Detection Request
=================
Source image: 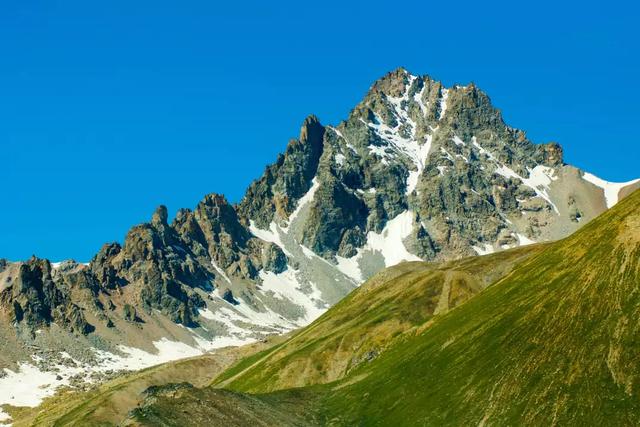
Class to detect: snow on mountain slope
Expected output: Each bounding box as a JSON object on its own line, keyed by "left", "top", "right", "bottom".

{"left": 582, "top": 172, "right": 640, "bottom": 208}
{"left": 0, "top": 335, "right": 254, "bottom": 424}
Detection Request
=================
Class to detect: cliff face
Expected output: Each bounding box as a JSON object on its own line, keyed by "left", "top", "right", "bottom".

{"left": 0, "top": 258, "right": 94, "bottom": 335}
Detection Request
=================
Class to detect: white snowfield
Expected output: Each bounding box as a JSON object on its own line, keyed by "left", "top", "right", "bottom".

{"left": 0, "top": 333, "right": 255, "bottom": 425}
{"left": 360, "top": 210, "right": 422, "bottom": 267}
{"left": 582, "top": 172, "right": 640, "bottom": 208}
{"left": 333, "top": 210, "right": 423, "bottom": 282}
{"left": 50, "top": 262, "right": 89, "bottom": 269}
{"left": 248, "top": 181, "right": 423, "bottom": 292}
{"left": 0, "top": 361, "right": 75, "bottom": 425}
{"left": 258, "top": 268, "right": 327, "bottom": 326}
{"left": 472, "top": 243, "right": 495, "bottom": 256}
{"left": 363, "top": 75, "right": 434, "bottom": 197}
{"left": 468, "top": 135, "right": 561, "bottom": 214}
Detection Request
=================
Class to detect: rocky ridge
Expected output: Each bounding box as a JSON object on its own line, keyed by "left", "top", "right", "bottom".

{"left": 1, "top": 68, "right": 638, "bottom": 414}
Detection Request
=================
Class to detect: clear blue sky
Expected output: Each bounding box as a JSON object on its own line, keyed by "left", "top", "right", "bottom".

{"left": 1, "top": 0, "right": 638, "bottom": 261}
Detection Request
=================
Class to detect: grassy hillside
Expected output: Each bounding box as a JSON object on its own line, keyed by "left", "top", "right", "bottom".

{"left": 216, "top": 245, "right": 543, "bottom": 392}
{"left": 28, "top": 241, "right": 542, "bottom": 426}
{"left": 124, "top": 385, "right": 320, "bottom": 427}
{"left": 313, "top": 188, "right": 640, "bottom": 425}
{"left": 27, "top": 189, "right": 640, "bottom": 426}
{"left": 203, "top": 189, "right": 640, "bottom": 426}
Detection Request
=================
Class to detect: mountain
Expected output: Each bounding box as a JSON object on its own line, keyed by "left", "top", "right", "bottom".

{"left": 1, "top": 68, "right": 638, "bottom": 417}
{"left": 122, "top": 187, "right": 640, "bottom": 426}
{"left": 4, "top": 234, "right": 547, "bottom": 425}
{"left": 214, "top": 245, "right": 544, "bottom": 392}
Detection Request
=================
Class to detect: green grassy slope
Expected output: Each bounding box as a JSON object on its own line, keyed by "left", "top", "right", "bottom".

{"left": 218, "top": 189, "right": 640, "bottom": 426}
{"left": 217, "top": 246, "right": 543, "bottom": 392}
{"left": 121, "top": 246, "right": 542, "bottom": 426}
{"left": 124, "top": 384, "right": 319, "bottom": 427}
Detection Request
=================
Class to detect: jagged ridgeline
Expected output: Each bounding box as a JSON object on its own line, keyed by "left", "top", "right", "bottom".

{"left": 0, "top": 68, "right": 638, "bottom": 391}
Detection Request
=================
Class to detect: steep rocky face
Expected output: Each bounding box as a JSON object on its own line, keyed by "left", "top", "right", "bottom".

{"left": 247, "top": 68, "right": 637, "bottom": 272}
{"left": 0, "top": 69, "right": 638, "bottom": 392}
{"left": 188, "top": 195, "right": 258, "bottom": 278}
{"left": 0, "top": 257, "right": 94, "bottom": 335}
{"left": 237, "top": 115, "right": 325, "bottom": 229}
{"left": 88, "top": 206, "right": 212, "bottom": 326}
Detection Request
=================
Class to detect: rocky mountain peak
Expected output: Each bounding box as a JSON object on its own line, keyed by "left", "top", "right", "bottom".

{"left": 290, "top": 68, "right": 636, "bottom": 266}
{"left": 299, "top": 114, "right": 324, "bottom": 147}
{"left": 0, "top": 256, "right": 95, "bottom": 335}
{"left": 540, "top": 142, "right": 564, "bottom": 166}
{"left": 195, "top": 193, "right": 251, "bottom": 252}
{"left": 151, "top": 205, "right": 169, "bottom": 227}
{"left": 1, "top": 68, "right": 637, "bottom": 388}
{"left": 369, "top": 67, "right": 412, "bottom": 97}
{"left": 236, "top": 115, "right": 326, "bottom": 229}
{"left": 199, "top": 193, "right": 231, "bottom": 209}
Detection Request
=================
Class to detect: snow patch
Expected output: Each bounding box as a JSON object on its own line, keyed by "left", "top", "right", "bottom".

{"left": 582, "top": 172, "right": 640, "bottom": 208}
{"left": 364, "top": 78, "right": 433, "bottom": 195}
{"left": 300, "top": 245, "right": 316, "bottom": 259}
{"left": 363, "top": 211, "right": 421, "bottom": 267}
{"left": 0, "top": 362, "right": 79, "bottom": 411}
{"left": 414, "top": 84, "right": 428, "bottom": 114}
{"left": 329, "top": 126, "right": 344, "bottom": 139}
{"left": 494, "top": 164, "right": 560, "bottom": 214}
{"left": 198, "top": 308, "right": 217, "bottom": 320}
{"left": 248, "top": 221, "right": 293, "bottom": 257}
{"left": 367, "top": 142, "right": 392, "bottom": 164}
{"left": 516, "top": 233, "right": 537, "bottom": 246}
{"left": 0, "top": 332, "right": 256, "bottom": 418}
{"left": 335, "top": 255, "right": 363, "bottom": 283}
{"left": 452, "top": 135, "right": 466, "bottom": 146}
{"left": 93, "top": 336, "right": 253, "bottom": 373}
{"left": 50, "top": 261, "right": 88, "bottom": 269}
{"left": 211, "top": 260, "right": 232, "bottom": 285}
{"left": 332, "top": 211, "right": 420, "bottom": 282}
{"left": 438, "top": 88, "right": 449, "bottom": 120}
{"left": 472, "top": 244, "right": 495, "bottom": 256}
{"left": 471, "top": 138, "right": 561, "bottom": 214}
{"left": 231, "top": 300, "right": 295, "bottom": 331}
{"left": 287, "top": 177, "right": 320, "bottom": 226}
{"left": 440, "top": 147, "right": 454, "bottom": 161}
{"left": 258, "top": 269, "right": 327, "bottom": 325}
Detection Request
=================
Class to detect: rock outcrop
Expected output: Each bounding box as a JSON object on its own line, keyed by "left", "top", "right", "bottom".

{"left": 0, "top": 257, "right": 94, "bottom": 335}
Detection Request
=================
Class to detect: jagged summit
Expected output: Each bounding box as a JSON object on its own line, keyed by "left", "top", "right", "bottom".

{"left": 0, "top": 69, "right": 638, "bottom": 412}
{"left": 151, "top": 205, "right": 169, "bottom": 227}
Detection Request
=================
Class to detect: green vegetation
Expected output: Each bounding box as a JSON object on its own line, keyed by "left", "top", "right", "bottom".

{"left": 217, "top": 246, "right": 542, "bottom": 392}
{"left": 127, "top": 384, "right": 320, "bottom": 427}
{"left": 215, "top": 189, "right": 640, "bottom": 425}
{"left": 310, "top": 188, "right": 640, "bottom": 425}
{"left": 23, "top": 190, "right": 640, "bottom": 426}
